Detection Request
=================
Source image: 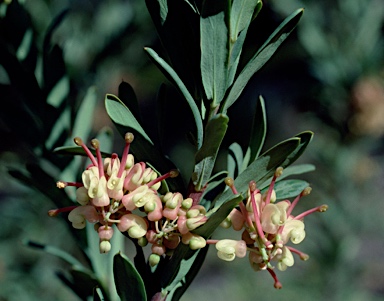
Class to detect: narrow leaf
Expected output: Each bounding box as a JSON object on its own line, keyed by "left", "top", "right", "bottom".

{"left": 212, "top": 137, "right": 301, "bottom": 210}
{"left": 268, "top": 179, "right": 310, "bottom": 200}
{"left": 200, "top": 0, "right": 228, "bottom": 105}
{"left": 113, "top": 252, "right": 147, "bottom": 301}
{"left": 194, "top": 114, "right": 229, "bottom": 190}
{"left": 144, "top": 47, "right": 203, "bottom": 149}
{"left": 118, "top": 80, "right": 142, "bottom": 123}
{"left": 105, "top": 94, "right": 152, "bottom": 143}
{"left": 222, "top": 8, "right": 304, "bottom": 112}
{"left": 105, "top": 94, "right": 185, "bottom": 193}
{"left": 249, "top": 95, "right": 267, "bottom": 161}
{"left": 227, "top": 0, "right": 259, "bottom": 86}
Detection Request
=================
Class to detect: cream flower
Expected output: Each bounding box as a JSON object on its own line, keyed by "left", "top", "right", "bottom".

{"left": 216, "top": 239, "right": 247, "bottom": 261}
{"left": 68, "top": 205, "right": 99, "bottom": 229}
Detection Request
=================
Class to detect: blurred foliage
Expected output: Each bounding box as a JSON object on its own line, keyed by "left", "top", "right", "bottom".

{"left": 1, "top": 0, "right": 384, "bottom": 300}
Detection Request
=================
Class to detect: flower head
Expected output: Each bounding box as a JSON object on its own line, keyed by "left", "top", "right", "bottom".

{"left": 49, "top": 133, "right": 208, "bottom": 257}
{"left": 220, "top": 167, "right": 328, "bottom": 288}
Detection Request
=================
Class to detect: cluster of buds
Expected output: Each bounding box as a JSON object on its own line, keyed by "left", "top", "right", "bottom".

{"left": 211, "top": 167, "right": 328, "bottom": 289}
{"left": 49, "top": 133, "right": 207, "bottom": 262}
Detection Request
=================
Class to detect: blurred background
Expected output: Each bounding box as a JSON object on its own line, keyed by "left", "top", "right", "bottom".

{"left": 1, "top": 0, "right": 384, "bottom": 300}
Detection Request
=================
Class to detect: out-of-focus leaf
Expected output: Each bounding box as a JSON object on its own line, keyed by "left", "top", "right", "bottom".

{"left": 42, "top": 9, "right": 69, "bottom": 95}
{"left": 144, "top": 47, "right": 203, "bottom": 149}
{"left": 200, "top": 0, "right": 228, "bottom": 105}
{"left": 56, "top": 267, "right": 110, "bottom": 301}
{"left": 193, "top": 114, "right": 229, "bottom": 190}
{"left": 46, "top": 75, "right": 69, "bottom": 108}
{"left": 93, "top": 287, "right": 105, "bottom": 301}
{"left": 25, "top": 240, "right": 84, "bottom": 268}
{"left": 16, "top": 28, "right": 33, "bottom": 61}
{"left": 222, "top": 8, "right": 304, "bottom": 112}
{"left": 113, "top": 252, "right": 147, "bottom": 301}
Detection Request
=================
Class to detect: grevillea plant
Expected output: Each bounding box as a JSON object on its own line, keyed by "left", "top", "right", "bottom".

{"left": 46, "top": 1, "right": 328, "bottom": 300}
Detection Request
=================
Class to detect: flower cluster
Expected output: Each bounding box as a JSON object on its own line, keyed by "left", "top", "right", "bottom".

{"left": 213, "top": 168, "right": 328, "bottom": 289}
{"left": 49, "top": 133, "right": 207, "bottom": 262}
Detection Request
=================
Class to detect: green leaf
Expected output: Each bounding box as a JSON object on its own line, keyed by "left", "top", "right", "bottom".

{"left": 118, "top": 80, "right": 142, "bottom": 123}
{"left": 105, "top": 94, "right": 185, "bottom": 193}
{"left": 165, "top": 246, "right": 209, "bottom": 301}
{"left": 113, "top": 252, "right": 147, "bottom": 301}
{"left": 278, "top": 163, "right": 316, "bottom": 181}
{"left": 251, "top": 0, "right": 263, "bottom": 21}
{"left": 268, "top": 179, "right": 310, "bottom": 200}
{"left": 227, "top": 142, "right": 244, "bottom": 178}
{"left": 212, "top": 131, "right": 313, "bottom": 211}
{"left": 144, "top": 47, "right": 204, "bottom": 149}
{"left": 25, "top": 240, "right": 85, "bottom": 268}
{"left": 67, "top": 267, "right": 110, "bottom": 301}
{"left": 222, "top": 8, "right": 304, "bottom": 112}
{"left": 200, "top": 0, "right": 228, "bottom": 105}
{"left": 105, "top": 93, "right": 152, "bottom": 142}
{"left": 194, "top": 194, "right": 243, "bottom": 236}
{"left": 193, "top": 114, "right": 229, "bottom": 190}
{"left": 248, "top": 95, "right": 267, "bottom": 161}
{"left": 227, "top": 0, "right": 259, "bottom": 86}
{"left": 93, "top": 287, "right": 105, "bottom": 301}
{"left": 159, "top": 193, "right": 238, "bottom": 295}
{"left": 145, "top": 0, "right": 202, "bottom": 99}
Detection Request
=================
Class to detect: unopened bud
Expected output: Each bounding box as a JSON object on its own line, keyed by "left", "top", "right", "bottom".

{"left": 302, "top": 187, "right": 312, "bottom": 196}
{"left": 99, "top": 241, "right": 111, "bottom": 254}
{"left": 125, "top": 132, "right": 134, "bottom": 143}
{"left": 149, "top": 253, "right": 160, "bottom": 267}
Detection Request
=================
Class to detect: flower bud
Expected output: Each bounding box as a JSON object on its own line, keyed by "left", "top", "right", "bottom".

{"left": 99, "top": 240, "right": 111, "bottom": 254}
{"left": 98, "top": 225, "right": 114, "bottom": 241}
{"left": 181, "top": 198, "right": 193, "bottom": 210}
{"left": 149, "top": 253, "right": 161, "bottom": 267}
{"left": 138, "top": 237, "right": 148, "bottom": 247}
{"left": 228, "top": 208, "right": 245, "bottom": 231}
{"left": 151, "top": 243, "right": 166, "bottom": 256}
{"left": 163, "top": 235, "right": 180, "bottom": 249}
